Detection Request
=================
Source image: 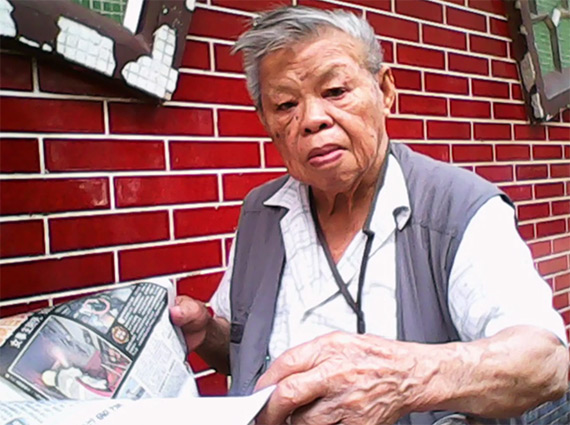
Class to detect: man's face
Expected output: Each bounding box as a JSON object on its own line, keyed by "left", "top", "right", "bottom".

{"left": 258, "top": 29, "right": 394, "bottom": 194}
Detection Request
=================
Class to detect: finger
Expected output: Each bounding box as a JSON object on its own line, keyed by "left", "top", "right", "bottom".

{"left": 169, "top": 296, "right": 207, "bottom": 329}
{"left": 291, "top": 399, "right": 341, "bottom": 425}
{"left": 256, "top": 365, "right": 331, "bottom": 425}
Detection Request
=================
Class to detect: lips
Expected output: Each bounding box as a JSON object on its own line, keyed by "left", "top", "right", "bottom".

{"left": 308, "top": 144, "right": 344, "bottom": 167}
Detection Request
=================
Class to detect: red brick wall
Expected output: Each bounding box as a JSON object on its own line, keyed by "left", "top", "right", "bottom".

{"left": 1, "top": 0, "right": 569, "bottom": 395}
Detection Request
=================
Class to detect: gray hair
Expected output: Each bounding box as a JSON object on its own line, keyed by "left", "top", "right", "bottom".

{"left": 233, "top": 6, "right": 383, "bottom": 109}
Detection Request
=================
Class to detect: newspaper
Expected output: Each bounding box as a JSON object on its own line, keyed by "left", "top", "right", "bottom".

{"left": 0, "top": 279, "right": 274, "bottom": 425}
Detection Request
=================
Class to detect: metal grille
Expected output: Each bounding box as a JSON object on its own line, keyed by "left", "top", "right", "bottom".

{"left": 71, "top": 0, "right": 128, "bottom": 25}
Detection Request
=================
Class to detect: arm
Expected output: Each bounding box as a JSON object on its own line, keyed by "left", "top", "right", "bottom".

{"left": 255, "top": 326, "right": 567, "bottom": 425}
{"left": 170, "top": 297, "right": 231, "bottom": 375}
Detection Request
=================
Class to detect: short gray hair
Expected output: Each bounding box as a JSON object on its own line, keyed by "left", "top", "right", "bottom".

{"left": 233, "top": 6, "right": 383, "bottom": 109}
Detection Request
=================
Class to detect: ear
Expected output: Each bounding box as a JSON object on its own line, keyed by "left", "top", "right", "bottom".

{"left": 375, "top": 65, "right": 396, "bottom": 114}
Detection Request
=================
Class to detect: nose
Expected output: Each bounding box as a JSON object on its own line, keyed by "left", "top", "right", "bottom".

{"left": 301, "top": 97, "right": 333, "bottom": 135}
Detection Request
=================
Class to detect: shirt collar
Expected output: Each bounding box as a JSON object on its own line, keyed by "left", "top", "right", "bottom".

{"left": 263, "top": 152, "right": 411, "bottom": 231}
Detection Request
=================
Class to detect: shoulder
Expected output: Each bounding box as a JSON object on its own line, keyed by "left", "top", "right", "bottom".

{"left": 241, "top": 174, "right": 290, "bottom": 213}
{"left": 392, "top": 143, "right": 510, "bottom": 232}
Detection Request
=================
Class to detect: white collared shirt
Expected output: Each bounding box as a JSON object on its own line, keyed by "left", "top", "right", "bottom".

{"left": 211, "top": 154, "right": 567, "bottom": 362}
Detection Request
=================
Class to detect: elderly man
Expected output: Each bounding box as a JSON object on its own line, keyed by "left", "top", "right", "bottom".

{"left": 171, "top": 6, "right": 568, "bottom": 425}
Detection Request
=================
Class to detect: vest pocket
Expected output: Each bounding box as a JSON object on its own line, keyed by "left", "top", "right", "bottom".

{"left": 230, "top": 321, "right": 245, "bottom": 344}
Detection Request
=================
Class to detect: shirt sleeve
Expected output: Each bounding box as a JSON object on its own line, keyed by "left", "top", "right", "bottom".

{"left": 208, "top": 242, "right": 234, "bottom": 322}
{"left": 449, "top": 195, "right": 567, "bottom": 346}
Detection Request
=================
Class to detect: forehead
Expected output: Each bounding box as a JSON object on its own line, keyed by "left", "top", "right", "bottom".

{"left": 259, "top": 30, "right": 367, "bottom": 86}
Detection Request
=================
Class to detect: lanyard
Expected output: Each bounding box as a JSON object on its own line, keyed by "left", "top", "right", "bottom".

{"left": 309, "top": 148, "right": 390, "bottom": 334}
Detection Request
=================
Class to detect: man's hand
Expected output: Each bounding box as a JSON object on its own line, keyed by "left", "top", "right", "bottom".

{"left": 170, "top": 295, "right": 212, "bottom": 352}
{"left": 170, "top": 295, "right": 231, "bottom": 374}
{"left": 254, "top": 331, "right": 427, "bottom": 425}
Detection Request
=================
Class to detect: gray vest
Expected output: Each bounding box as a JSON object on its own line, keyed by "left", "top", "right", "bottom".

{"left": 228, "top": 143, "right": 519, "bottom": 424}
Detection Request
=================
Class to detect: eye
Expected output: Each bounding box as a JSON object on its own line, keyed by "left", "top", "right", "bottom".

{"left": 324, "top": 87, "right": 347, "bottom": 98}
{"left": 277, "top": 101, "right": 297, "bottom": 111}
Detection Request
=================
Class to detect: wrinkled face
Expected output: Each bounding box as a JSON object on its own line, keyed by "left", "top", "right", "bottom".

{"left": 258, "top": 29, "right": 394, "bottom": 194}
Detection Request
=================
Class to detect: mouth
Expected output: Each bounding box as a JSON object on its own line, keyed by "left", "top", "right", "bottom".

{"left": 307, "top": 144, "right": 345, "bottom": 167}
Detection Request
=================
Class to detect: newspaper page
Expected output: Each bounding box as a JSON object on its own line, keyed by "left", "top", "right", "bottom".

{"left": 0, "top": 279, "right": 274, "bottom": 425}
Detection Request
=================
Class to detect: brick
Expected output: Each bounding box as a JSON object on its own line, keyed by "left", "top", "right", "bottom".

{"left": 0, "top": 253, "right": 114, "bottom": 300}
{"left": 533, "top": 145, "right": 563, "bottom": 160}
{"left": 475, "top": 165, "right": 513, "bottom": 182}
{"left": 511, "top": 83, "right": 523, "bottom": 100}
{"left": 0, "top": 138, "right": 40, "bottom": 173}
{"left": 450, "top": 99, "right": 491, "bottom": 118}
{"left": 0, "top": 53, "right": 33, "bottom": 91}
{"left": 426, "top": 121, "right": 471, "bottom": 140}
{"left": 188, "top": 352, "right": 210, "bottom": 373}
{"left": 447, "top": 7, "right": 486, "bottom": 32}
{"left": 381, "top": 40, "right": 394, "bottom": 63}
{"left": 109, "top": 103, "right": 213, "bottom": 136}
{"left": 425, "top": 73, "right": 469, "bottom": 95}
{"left": 407, "top": 144, "right": 450, "bottom": 162}
{"left": 368, "top": 13, "right": 419, "bottom": 42}
{"left": 538, "top": 255, "right": 568, "bottom": 276}
{"left": 422, "top": 25, "right": 466, "bottom": 50}
{"left": 298, "top": 0, "right": 361, "bottom": 12}
{"left": 536, "top": 219, "right": 566, "bottom": 238}
{"left": 396, "top": 0, "right": 443, "bottom": 23}
{"left": 548, "top": 126, "right": 570, "bottom": 141}
{"left": 0, "top": 301, "right": 49, "bottom": 318}
{"left": 555, "top": 273, "right": 570, "bottom": 292}
{"left": 551, "top": 164, "right": 570, "bottom": 178}
{"left": 171, "top": 141, "right": 260, "bottom": 169}
{"left": 264, "top": 142, "right": 285, "bottom": 167}
{"left": 0, "top": 220, "right": 44, "bottom": 259}
{"left": 514, "top": 124, "right": 547, "bottom": 141}
{"left": 516, "top": 164, "right": 548, "bottom": 180}
{"left": 491, "top": 60, "right": 519, "bottom": 80}
{"left": 517, "top": 203, "right": 549, "bottom": 221}
{"left": 495, "top": 144, "right": 530, "bottom": 161}
{"left": 213, "top": 0, "right": 292, "bottom": 11}
{"left": 0, "top": 97, "right": 103, "bottom": 133}
{"left": 197, "top": 373, "right": 228, "bottom": 396}
{"left": 490, "top": 17, "right": 510, "bottom": 37}
{"left": 553, "top": 236, "right": 570, "bottom": 254}
{"left": 218, "top": 110, "right": 267, "bottom": 137}
{"left": 0, "top": 178, "right": 109, "bottom": 215}
{"left": 386, "top": 118, "right": 424, "bottom": 139}
{"left": 391, "top": 68, "right": 422, "bottom": 90}
{"left": 223, "top": 172, "right": 285, "bottom": 201}
{"left": 188, "top": 8, "right": 249, "bottom": 40}
{"left": 344, "top": 0, "right": 390, "bottom": 10}
{"left": 493, "top": 103, "right": 526, "bottom": 120}
{"left": 173, "top": 74, "right": 251, "bottom": 105}
{"left": 115, "top": 175, "right": 218, "bottom": 208}
{"left": 474, "top": 123, "right": 511, "bottom": 140}
{"left": 565, "top": 145, "right": 570, "bottom": 158}
{"left": 119, "top": 240, "right": 222, "bottom": 281}
{"left": 517, "top": 223, "right": 535, "bottom": 241}
{"left": 452, "top": 144, "right": 494, "bottom": 162}
{"left": 500, "top": 184, "right": 532, "bottom": 201}
{"left": 38, "top": 60, "right": 123, "bottom": 98}
{"left": 175, "top": 206, "right": 241, "bottom": 238}
{"left": 448, "top": 53, "right": 489, "bottom": 76}
{"left": 468, "top": 0, "right": 506, "bottom": 15}
{"left": 50, "top": 212, "right": 169, "bottom": 252}
{"left": 552, "top": 200, "right": 570, "bottom": 215}
{"left": 469, "top": 34, "right": 507, "bottom": 57}
{"left": 562, "top": 110, "right": 570, "bottom": 123}
{"left": 177, "top": 272, "right": 224, "bottom": 302}
{"left": 214, "top": 43, "right": 243, "bottom": 73}
{"left": 471, "top": 79, "right": 510, "bottom": 99}
{"left": 45, "top": 140, "right": 165, "bottom": 172}
{"left": 528, "top": 240, "right": 551, "bottom": 259}
{"left": 181, "top": 40, "right": 210, "bottom": 70}
{"left": 397, "top": 44, "right": 445, "bottom": 69}
{"left": 399, "top": 94, "right": 447, "bottom": 116}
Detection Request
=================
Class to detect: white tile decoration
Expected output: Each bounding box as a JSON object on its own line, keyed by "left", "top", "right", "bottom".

{"left": 121, "top": 24, "right": 179, "bottom": 99}
{"left": 56, "top": 16, "right": 116, "bottom": 77}
{"left": 0, "top": 0, "right": 16, "bottom": 38}
{"left": 18, "top": 36, "right": 40, "bottom": 48}
{"left": 185, "top": 0, "right": 197, "bottom": 11}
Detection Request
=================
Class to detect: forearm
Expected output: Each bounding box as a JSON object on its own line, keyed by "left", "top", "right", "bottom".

{"left": 195, "top": 315, "right": 231, "bottom": 375}
{"left": 410, "top": 326, "right": 568, "bottom": 417}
